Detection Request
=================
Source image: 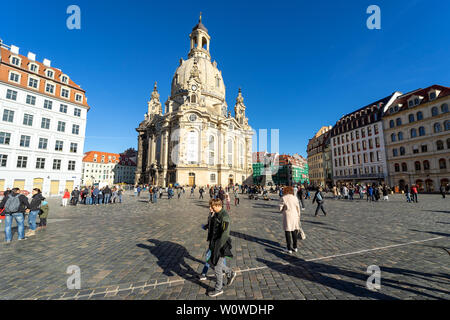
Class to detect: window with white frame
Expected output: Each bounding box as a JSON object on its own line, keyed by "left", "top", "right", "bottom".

{"left": 17, "top": 156, "right": 27, "bottom": 168}
{"left": 0, "top": 154, "right": 8, "bottom": 167}
{"left": 0, "top": 132, "right": 11, "bottom": 145}
{"left": 61, "top": 75, "right": 69, "bottom": 83}
{"left": 19, "top": 135, "right": 30, "bottom": 147}
{"left": 45, "top": 82, "right": 55, "bottom": 94}
{"left": 23, "top": 114, "right": 33, "bottom": 126}
{"left": 55, "top": 140, "right": 63, "bottom": 151}
{"left": 9, "top": 71, "right": 20, "bottom": 83}
{"left": 26, "top": 95, "right": 36, "bottom": 105}
{"left": 68, "top": 160, "right": 76, "bottom": 171}
{"left": 75, "top": 94, "right": 83, "bottom": 103}
{"left": 61, "top": 88, "right": 70, "bottom": 99}
{"left": 11, "top": 56, "right": 21, "bottom": 66}
{"left": 41, "top": 118, "right": 50, "bottom": 129}
{"left": 74, "top": 108, "right": 81, "bottom": 117}
{"left": 59, "top": 104, "right": 68, "bottom": 113}
{"left": 72, "top": 124, "right": 80, "bottom": 135}
{"left": 28, "top": 76, "right": 39, "bottom": 89}
{"left": 57, "top": 121, "right": 66, "bottom": 132}
{"left": 29, "top": 63, "right": 38, "bottom": 73}
{"left": 70, "top": 143, "right": 78, "bottom": 153}
{"left": 46, "top": 70, "right": 54, "bottom": 78}
{"left": 53, "top": 159, "right": 61, "bottom": 170}
{"left": 3, "top": 109, "right": 15, "bottom": 122}
{"left": 38, "top": 138, "right": 48, "bottom": 149}
{"left": 6, "top": 89, "right": 17, "bottom": 100}
{"left": 43, "top": 100, "right": 53, "bottom": 110}
{"left": 36, "top": 158, "right": 45, "bottom": 169}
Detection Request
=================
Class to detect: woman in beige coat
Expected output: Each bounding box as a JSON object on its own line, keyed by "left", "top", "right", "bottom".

{"left": 279, "top": 186, "right": 300, "bottom": 253}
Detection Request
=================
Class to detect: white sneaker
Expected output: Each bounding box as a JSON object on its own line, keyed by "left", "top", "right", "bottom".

{"left": 294, "top": 248, "right": 298, "bottom": 252}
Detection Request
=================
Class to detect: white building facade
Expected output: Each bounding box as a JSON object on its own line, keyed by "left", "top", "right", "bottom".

{"left": 0, "top": 41, "right": 89, "bottom": 196}
{"left": 331, "top": 92, "right": 401, "bottom": 185}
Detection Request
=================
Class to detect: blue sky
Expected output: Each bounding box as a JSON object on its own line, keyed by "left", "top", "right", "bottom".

{"left": 1, "top": 0, "right": 449, "bottom": 157}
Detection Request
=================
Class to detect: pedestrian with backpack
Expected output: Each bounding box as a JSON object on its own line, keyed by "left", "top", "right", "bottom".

{"left": 26, "top": 188, "right": 45, "bottom": 237}
{"left": 312, "top": 187, "right": 327, "bottom": 217}
{"left": 0, "top": 188, "right": 30, "bottom": 243}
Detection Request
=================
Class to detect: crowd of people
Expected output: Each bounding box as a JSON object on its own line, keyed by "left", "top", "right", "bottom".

{"left": 0, "top": 187, "right": 49, "bottom": 243}
{"left": 63, "top": 185, "right": 124, "bottom": 206}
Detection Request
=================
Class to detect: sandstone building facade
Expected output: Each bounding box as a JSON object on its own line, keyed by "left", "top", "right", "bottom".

{"left": 135, "top": 16, "right": 253, "bottom": 187}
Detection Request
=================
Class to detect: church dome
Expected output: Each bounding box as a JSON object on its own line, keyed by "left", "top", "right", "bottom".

{"left": 171, "top": 57, "right": 225, "bottom": 101}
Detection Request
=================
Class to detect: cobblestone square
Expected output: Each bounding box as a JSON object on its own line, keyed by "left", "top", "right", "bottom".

{"left": 0, "top": 191, "right": 448, "bottom": 300}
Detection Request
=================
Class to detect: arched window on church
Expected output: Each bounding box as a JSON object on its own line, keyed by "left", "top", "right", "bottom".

{"left": 227, "top": 139, "right": 233, "bottom": 166}
{"left": 191, "top": 95, "right": 197, "bottom": 103}
{"left": 239, "top": 143, "right": 244, "bottom": 168}
{"left": 208, "top": 136, "right": 215, "bottom": 166}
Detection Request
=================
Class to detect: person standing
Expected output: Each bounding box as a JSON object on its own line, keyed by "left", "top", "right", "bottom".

{"left": 279, "top": 186, "right": 300, "bottom": 254}
{"left": 312, "top": 186, "right": 327, "bottom": 217}
{"left": 411, "top": 185, "right": 419, "bottom": 203}
{"left": 103, "top": 186, "right": 112, "bottom": 204}
{"left": 26, "top": 188, "right": 45, "bottom": 237}
{"left": 190, "top": 186, "right": 195, "bottom": 198}
{"left": 92, "top": 186, "right": 99, "bottom": 205}
{"left": 177, "top": 187, "right": 182, "bottom": 199}
{"left": 233, "top": 188, "right": 240, "bottom": 206}
{"left": 206, "top": 199, "right": 236, "bottom": 297}
{"left": 62, "top": 189, "right": 70, "bottom": 207}
{"left": 118, "top": 188, "right": 123, "bottom": 203}
{"left": 71, "top": 188, "right": 80, "bottom": 206}
{"left": 225, "top": 192, "right": 231, "bottom": 211}
{"left": 98, "top": 188, "right": 104, "bottom": 205}
{"left": 37, "top": 200, "right": 49, "bottom": 230}
{"left": 0, "top": 188, "right": 30, "bottom": 243}
{"left": 148, "top": 186, "right": 153, "bottom": 203}
{"left": 382, "top": 186, "right": 389, "bottom": 201}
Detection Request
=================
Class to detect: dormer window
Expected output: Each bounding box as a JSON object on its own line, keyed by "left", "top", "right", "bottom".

{"left": 11, "top": 56, "right": 21, "bottom": 66}
{"left": 394, "top": 105, "right": 399, "bottom": 112}
{"left": 46, "top": 70, "right": 54, "bottom": 78}
{"left": 408, "top": 100, "right": 414, "bottom": 107}
{"left": 61, "top": 75, "right": 69, "bottom": 84}
{"left": 429, "top": 91, "right": 436, "bottom": 101}
{"left": 29, "top": 63, "right": 38, "bottom": 73}
{"left": 75, "top": 93, "right": 83, "bottom": 103}
{"left": 414, "top": 98, "right": 419, "bottom": 105}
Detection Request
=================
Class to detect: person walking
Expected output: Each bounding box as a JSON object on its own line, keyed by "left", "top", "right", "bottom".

{"left": 37, "top": 200, "right": 49, "bottom": 230}
{"left": 26, "top": 188, "right": 45, "bottom": 237}
{"left": 297, "top": 187, "right": 305, "bottom": 209}
{"left": 404, "top": 184, "right": 411, "bottom": 203}
{"left": 206, "top": 199, "right": 236, "bottom": 297}
{"left": 382, "top": 186, "right": 389, "bottom": 201}
{"left": 279, "top": 186, "right": 300, "bottom": 254}
{"left": 199, "top": 187, "right": 205, "bottom": 199}
{"left": 411, "top": 185, "right": 419, "bottom": 203}
{"left": 0, "top": 188, "right": 30, "bottom": 243}
{"left": 177, "top": 187, "right": 182, "bottom": 199}
{"left": 148, "top": 186, "right": 154, "bottom": 203}
{"left": 233, "top": 188, "right": 240, "bottom": 206}
{"left": 225, "top": 192, "right": 231, "bottom": 211}
{"left": 190, "top": 186, "right": 195, "bottom": 198}
{"left": 137, "top": 186, "right": 142, "bottom": 197}
{"left": 439, "top": 184, "right": 446, "bottom": 199}
{"left": 62, "top": 189, "right": 70, "bottom": 207}
{"left": 312, "top": 186, "right": 327, "bottom": 217}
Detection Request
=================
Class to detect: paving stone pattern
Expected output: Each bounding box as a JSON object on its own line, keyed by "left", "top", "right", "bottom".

{"left": 0, "top": 191, "right": 448, "bottom": 300}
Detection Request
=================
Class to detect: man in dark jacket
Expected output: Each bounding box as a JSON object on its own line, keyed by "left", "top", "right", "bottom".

{"left": 207, "top": 198, "right": 236, "bottom": 297}
{"left": 440, "top": 185, "right": 446, "bottom": 199}
{"left": 297, "top": 187, "right": 305, "bottom": 209}
{"left": 71, "top": 188, "right": 80, "bottom": 206}
{"left": 103, "top": 186, "right": 112, "bottom": 204}
{"left": 312, "top": 187, "right": 327, "bottom": 217}
{"left": 0, "top": 188, "right": 30, "bottom": 243}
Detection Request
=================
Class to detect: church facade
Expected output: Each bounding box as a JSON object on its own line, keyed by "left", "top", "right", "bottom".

{"left": 135, "top": 15, "right": 254, "bottom": 187}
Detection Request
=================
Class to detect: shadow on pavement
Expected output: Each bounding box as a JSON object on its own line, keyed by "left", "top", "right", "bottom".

{"left": 258, "top": 248, "right": 446, "bottom": 300}
{"left": 136, "top": 239, "right": 210, "bottom": 292}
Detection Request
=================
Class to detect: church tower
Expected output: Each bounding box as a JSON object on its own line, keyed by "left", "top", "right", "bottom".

{"left": 147, "top": 82, "right": 162, "bottom": 119}
{"left": 188, "top": 13, "right": 211, "bottom": 61}
{"left": 234, "top": 88, "right": 247, "bottom": 125}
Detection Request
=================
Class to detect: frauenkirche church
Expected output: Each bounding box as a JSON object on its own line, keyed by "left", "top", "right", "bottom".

{"left": 135, "top": 15, "right": 254, "bottom": 187}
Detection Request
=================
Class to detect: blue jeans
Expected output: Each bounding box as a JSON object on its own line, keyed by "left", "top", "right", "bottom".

{"left": 104, "top": 195, "right": 110, "bottom": 204}
{"left": 201, "top": 250, "right": 226, "bottom": 275}
{"left": 98, "top": 197, "right": 103, "bottom": 204}
{"left": 5, "top": 213, "right": 25, "bottom": 241}
{"left": 153, "top": 193, "right": 157, "bottom": 203}
{"left": 28, "top": 210, "right": 39, "bottom": 231}
{"left": 119, "top": 195, "right": 122, "bottom": 203}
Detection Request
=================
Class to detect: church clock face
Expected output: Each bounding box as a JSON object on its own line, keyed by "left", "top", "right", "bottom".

{"left": 189, "top": 114, "right": 197, "bottom": 122}
{"left": 191, "top": 85, "right": 197, "bottom": 91}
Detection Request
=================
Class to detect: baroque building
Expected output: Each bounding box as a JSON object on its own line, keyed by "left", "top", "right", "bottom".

{"left": 383, "top": 85, "right": 450, "bottom": 192}
{"left": 307, "top": 126, "right": 332, "bottom": 187}
{"left": 135, "top": 15, "right": 253, "bottom": 187}
{"left": 0, "top": 39, "right": 89, "bottom": 196}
